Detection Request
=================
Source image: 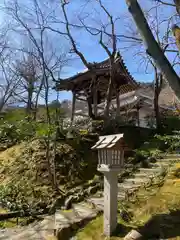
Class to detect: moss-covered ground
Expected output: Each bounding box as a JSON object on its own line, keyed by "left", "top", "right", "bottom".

{"left": 76, "top": 162, "right": 180, "bottom": 240}
{"left": 0, "top": 137, "right": 98, "bottom": 213}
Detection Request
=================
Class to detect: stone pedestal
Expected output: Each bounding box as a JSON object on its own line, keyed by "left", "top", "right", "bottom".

{"left": 98, "top": 165, "right": 120, "bottom": 237}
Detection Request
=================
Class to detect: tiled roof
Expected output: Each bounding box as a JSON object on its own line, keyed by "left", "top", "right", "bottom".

{"left": 136, "top": 82, "right": 180, "bottom": 109}
{"left": 91, "top": 134, "right": 124, "bottom": 149}
{"left": 159, "top": 84, "right": 180, "bottom": 108}
{"left": 55, "top": 52, "right": 137, "bottom": 91}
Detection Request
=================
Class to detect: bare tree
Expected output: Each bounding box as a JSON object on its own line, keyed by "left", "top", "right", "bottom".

{"left": 0, "top": 66, "right": 20, "bottom": 112}
{"left": 172, "top": 24, "right": 180, "bottom": 51}
{"left": 125, "top": 0, "right": 180, "bottom": 100}
{"left": 0, "top": 46, "right": 20, "bottom": 112}
{"left": 155, "top": 0, "right": 180, "bottom": 14}
{"left": 4, "top": 0, "right": 69, "bottom": 191}
{"left": 14, "top": 53, "right": 40, "bottom": 119}
{"left": 59, "top": 0, "right": 128, "bottom": 119}
{"left": 124, "top": 2, "right": 178, "bottom": 130}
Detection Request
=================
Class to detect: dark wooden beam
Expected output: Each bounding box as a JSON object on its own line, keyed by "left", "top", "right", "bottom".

{"left": 76, "top": 97, "right": 87, "bottom": 102}
{"left": 93, "top": 76, "right": 98, "bottom": 117}
{"left": 116, "top": 89, "right": 120, "bottom": 116}
{"left": 71, "top": 91, "right": 76, "bottom": 124}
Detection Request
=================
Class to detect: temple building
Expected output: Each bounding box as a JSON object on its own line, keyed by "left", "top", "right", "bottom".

{"left": 55, "top": 52, "right": 138, "bottom": 121}
{"left": 55, "top": 52, "right": 180, "bottom": 128}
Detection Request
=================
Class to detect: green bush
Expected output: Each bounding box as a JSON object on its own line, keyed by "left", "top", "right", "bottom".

{"left": 160, "top": 110, "right": 180, "bottom": 134}
{"left": 155, "top": 132, "right": 180, "bottom": 152}
{"left": 0, "top": 181, "right": 51, "bottom": 212}
{"left": 0, "top": 123, "right": 18, "bottom": 143}
{"left": 134, "top": 149, "right": 150, "bottom": 162}
{"left": 0, "top": 120, "right": 37, "bottom": 144}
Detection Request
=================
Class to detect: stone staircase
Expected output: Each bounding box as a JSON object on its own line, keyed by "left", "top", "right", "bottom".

{"left": 86, "top": 153, "right": 180, "bottom": 211}
{"left": 0, "top": 153, "right": 179, "bottom": 240}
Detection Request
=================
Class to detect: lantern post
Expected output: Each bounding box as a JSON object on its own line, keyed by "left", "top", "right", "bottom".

{"left": 92, "top": 134, "right": 126, "bottom": 236}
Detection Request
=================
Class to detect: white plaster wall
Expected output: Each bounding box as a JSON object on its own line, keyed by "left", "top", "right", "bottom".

{"left": 138, "top": 107, "right": 154, "bottom": 128}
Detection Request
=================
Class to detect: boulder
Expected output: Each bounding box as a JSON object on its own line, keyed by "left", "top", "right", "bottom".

{"left": 119, "top": 209, "right": 132, "bottom": 222}
{"left": 56, "top": 224, "right": 71, "bottom": 240}
{"left": 87, "top": 185, "right": 100, "bottom": 195}
{"left": 49, "top": 196, "right": 65, "bottom": 214}
{"left": 64, "top": 195, "right": 74, "bottom": 210}
{"left": 147, "top": 156, "right": 156, "bottom": 163}
{"left": 124, "top": 230, "right": 142, "bottom": 240}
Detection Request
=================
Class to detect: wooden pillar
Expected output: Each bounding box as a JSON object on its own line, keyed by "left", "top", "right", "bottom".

{"left": 93, "top": 88, "right": 98, "bottom": 117}
{"left": 137, "top": 106, "right": 140, "bottom": 127}
{"left": 86, "top": 89, "right": 95, "bottom": 119}
{"left": 92, "top": 75, "right": 98, "bottom": 118}
{"left": 71, "top": 91, "right": 76, "bottom": 124}
{"left": 116, "top": 88, "right": 120, "bottom": 117}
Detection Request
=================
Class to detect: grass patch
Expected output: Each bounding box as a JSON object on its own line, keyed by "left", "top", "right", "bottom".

{"left": 76, "top": 162, "right": 180, "bottom": 239}
{"left": 0, "top": 217, "right": 34, "bottom": 228}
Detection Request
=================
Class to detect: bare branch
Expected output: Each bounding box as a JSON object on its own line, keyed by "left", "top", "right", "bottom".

{"left": 126, "top": 0, "right": 180, "bottom": 100}
{"left": 155, "top": 0, "right": 176, "bottom": 7}
{"left": 99, "top": 31, "right": 111, "bottom": 57}
{"left": 96, "top": 0, "right": 116, "bottom": 55}
{"left": 61, "top": 0, "right": 90, "bottom": 68}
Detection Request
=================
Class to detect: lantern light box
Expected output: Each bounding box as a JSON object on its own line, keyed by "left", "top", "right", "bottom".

{"left": 92, "top": 133, "right": 127, "bottom": 170}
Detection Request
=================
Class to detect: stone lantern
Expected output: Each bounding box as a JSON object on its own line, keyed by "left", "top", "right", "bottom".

{"left": 92, "top": 133, "right": 127, "bottom": 236}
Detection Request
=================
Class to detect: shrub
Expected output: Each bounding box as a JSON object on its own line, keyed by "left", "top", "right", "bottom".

{"left": 0, "top": 123, "right": 18, "bottom": 143}
{"left": 155, "top": 132, "right": 180, "bottom": 152}
{"left": 134, "top": 149, "right": 150, "bottom": 163}
{"left": 0, "top": 120, "right": 37, "bottom": 144}
{"left": 160, "top": 110, "right": 180, "bottom": 134}
{"left": 150, "top": 149, "right": 162, "bottom": 158}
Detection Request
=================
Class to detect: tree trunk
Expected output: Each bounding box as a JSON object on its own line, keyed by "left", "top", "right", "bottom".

{"left": 104, "top": 59, "right": 115, "bottom": 118}
{"left": 174, "top": 0, "right": 180, "bottom": 14}
{"left": 26, "top": 80, "right": 34, "bottom": 121}
{"left": 33, "top": 80, "right": 44, "bottom": 121}
{"left": 87, "top": 96, "right": 95, "bottom": 119}
{"left": 125, "top": 0, "right": 180, "bottom": 99}
{"left": 104, "top": 75, "right": 113, "bottom": 118}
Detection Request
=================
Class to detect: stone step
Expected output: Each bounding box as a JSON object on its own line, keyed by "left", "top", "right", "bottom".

{"left": 118, "top": 182, "right": 141, "bottom": 190}
{"left": 159, "top": 159, "right": 180, "bottom": 164}
{"left": 91, "top": 191, "right": 125, "bottom": 201}
{"left": 55, "top": 211, "right": 71, "bottom": 227}
{"left": 55, "top": 202, "right": 98, "bottom": 238}
{"left": 0, "top": 229, "right": 21, "bottom": 240}
{"left": 152, "top": 162, "right": 170, "bottom": 167}
{"left": 124, "top": 178, "right": 148, "bottom": 185}
{"left": 4, "top": 216, "right": 55, "bottom": 240}
{"left": 118, "top": 192, "right": 126, "bottom": 200}
{"left": 12, "top": 228, "right": 53, "bottom": 240}
{"left": 134, "top": 172, "right": 155, "bottom": 178}
{"left": 158, "top": 157, "right": 179, "bottom": 161}
{"left": 148, "top": 163, "right": 161, "bottom": 168}
{"left": 86, "top": 197, "right": 104, "bottom": 211}
{"left": 163, "top": 154, "right": 180, "bottom": 159}
{"left": 55, "top": 203, "right": 97, "bottom": 227}
{"left": 139, "top": 167, "right": 163, "bottom": 174}
{"left": 149, "top": 161, "right": 171, "bottom": 167}
{"left": 73, "top": 203, "right": 98, "bottom": 219}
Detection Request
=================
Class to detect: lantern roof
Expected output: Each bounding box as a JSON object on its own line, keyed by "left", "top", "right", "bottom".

{"left": 91, "top": 133, "right": 124, "bottom": 149}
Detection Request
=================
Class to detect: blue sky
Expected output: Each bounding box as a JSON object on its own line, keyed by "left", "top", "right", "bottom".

{"left": 52, "top": 0, "right": 155, "bottom": 101}
{"left": 0, "top": 0, "right": 178, "bottom": 103}
{"left": 55, "top": 0, "right": 178, "bottom": 101}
